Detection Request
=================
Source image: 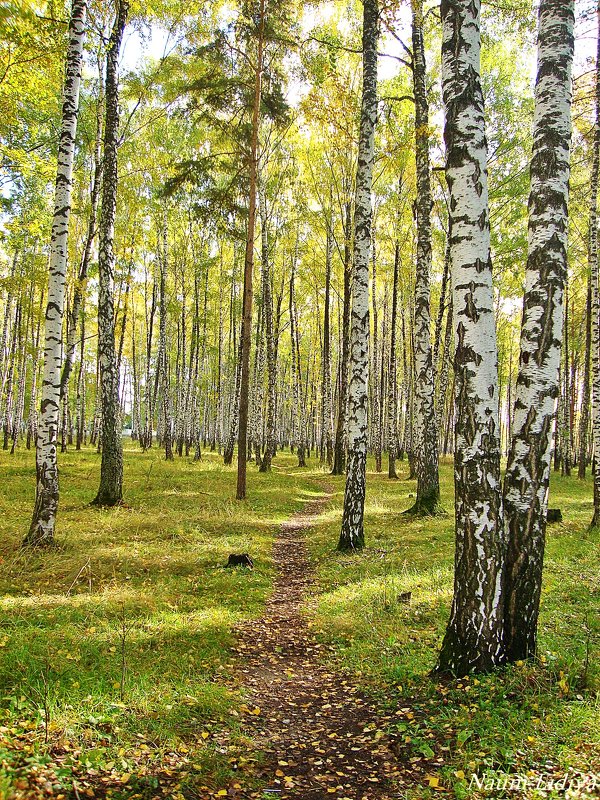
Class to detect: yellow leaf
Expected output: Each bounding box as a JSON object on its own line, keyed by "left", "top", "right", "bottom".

{"left": 427, "top": 776, "right": 439, "bottom": 788}
{"left": 201, "top": 732, "right": 210, "bottom": 739}
{"left": 120, "top": 774, "right": 131, "bottom": 784}
{"left": 455, "top": 770, "right": 465, "bottom": 780}
{"left": 216, "top": 791, "right": 227, "bottom": 797}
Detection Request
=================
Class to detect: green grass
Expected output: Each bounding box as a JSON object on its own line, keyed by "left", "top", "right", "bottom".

{"left": 0, "top": 445, "right": 598, "bottom": 799}
{"left": 0, "top": 443, "right": 326, "bottom": 798}
{"left": 308, "top": 456, "right": 600, "bottom": 798}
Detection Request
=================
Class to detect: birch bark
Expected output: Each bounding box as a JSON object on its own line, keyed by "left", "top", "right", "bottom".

{"left": 435, "top": 0, "right": 504, "bottom": 674}
{"left": 589, "top": 0, "right": 600, "bottom": 526}
{"left": 26, "top": 0, "right": 87, "bottom": 545}
{"left": 388, "top": 240, "right": 400, "bottom": 479}
{"left": 338, "top": 0, "right": 378, "bottom": 551}
{"left": 236, "top": 0, "right": 265, "bottom": 499}
{"left": 259, "top": 185, "right": 277, "bottom": 472}
{"left": 408, "top": 0, "right": 441, "bottom": 515}
{"left": 92, "top": 0, "right": 128, "bottom": 507}
{"left": 503, "top": 0, "right": 574, "bottom": 661}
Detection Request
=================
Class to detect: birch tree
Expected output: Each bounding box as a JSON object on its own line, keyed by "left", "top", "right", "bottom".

{"left": 407, "top": 0, "right": 441, "bottom": 515}
{"left": 435, "top": 0, "right": 505, "bottom": 675}
{"left": 92, "top": 0, "right": 128, "bottom": 507}
{"left": 25, "top": 0, "right": 87, "bottom": 547}
{"left": 503, "top": 0, "right": 574, "bottom": 662}
{"left": 589, "top": 0, "right": 600, "bottom": 528}
{"left": 258, "top": 184, "right": 277, "bottom": 472}
{"left": 338, "top": 0, "right": 378, "bottom": 552}
{"left": 237, "top": 0, "right": 265, "bottom": 499}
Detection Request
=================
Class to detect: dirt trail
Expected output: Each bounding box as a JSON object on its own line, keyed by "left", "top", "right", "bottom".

{"left": 230, "top": 487, "right": 403, "bottom": 799}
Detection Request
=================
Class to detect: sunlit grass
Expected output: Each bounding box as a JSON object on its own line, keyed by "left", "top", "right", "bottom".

{"left": 0, "top": 443, "right": 326, "bottom": 795}
{"left": 308, "top": 456, "right": 600, "bottom": 797}
{"left": 0, "top": 443, "right": 598, "bottom": 798}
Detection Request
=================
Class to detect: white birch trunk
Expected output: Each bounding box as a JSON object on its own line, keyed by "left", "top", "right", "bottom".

{"left": 589, "top": 0, "right": 600, "bottom": 526}
{"left": 435, "top": 0, "right": 504, "bottom": 675}
{"left": 26, "top": 0, "right": 87, "bottom": 546}
{"left": 503, "top": 0, "right": 574, "bottom": 661}
{"left": 338, "top": 0, "right": 378, "bottom": 551}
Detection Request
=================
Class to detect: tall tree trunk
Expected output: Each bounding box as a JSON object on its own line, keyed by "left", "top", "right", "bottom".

{"left": 259, "top": 185, "right": 277, "bottom": 472}
{"left": 503, "top": 0, "right": 574, "bottom": 662}
{"left": 27, "top": 296, "right": 43, "bottom": 450}
{"left": 433, "top": 237, "right": 450, "bottom": 387}
{"left": 437, "top": 296, "right": 453, "bottom": 448}
{"left": 3, "top": 297, "right": 18, "bottom": 449}
{"left": 0, "top": 252, "right": 17, "bottom": 414}
{"left": 407, "top": 0, "right": 441, "bottom": 515}
{"left": 321, "top": 215, "right": 334, "bottom": 467}
{"left": 590, "top": 0, "right": 600, "bottom": 526}
{"left": 143, "top": 270, "right": 157, "bottom": 450}
{"left": 224, "top": 334, "right": 243, "bottom": 465}
{"left": 25, "top": 0, "right": 87, "bottom": 546}
{"left": 289, "top": 248, "right": 306, "bottom": 467}
{"left": 388, "top": 240, "right": 400, "bottom": 478}
{"left": 435, "top": 0, "right": 504, "bottom": 675}
{"left": 332, "top": 200, "right": 352, "bottom": 475}
{"left": 371, "top": 238, "right": 382, "bottom": 472}
{"left": 60, "top": 62, "right": 103, "bottom": 396}
{"left": 11, "top": 299, "right": 27, "bottom": 454}
{"left": 237, "top": 0, "right": 265, "bottom": 499}
{"left": 561, "top": 287, "right": 571, "bottom": 476}
{"left": 92, "top": 0, "right": 128, "bottom": 507}
{"left": 338, "top": 0, "right": 378, "bottom": 551}
{"left": 158, "top": 209, "right": 173, "bottom": 461}
{"left": 579, "top": 273, "right": 592, "bottom": 479}
{"left": 75, "top": 302, "right": 86, "bottom": 450}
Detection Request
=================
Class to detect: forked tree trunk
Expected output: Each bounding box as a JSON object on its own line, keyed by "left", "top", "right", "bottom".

{"left": 503, "top": 0, "right": 574, "bottom": 662}
{"left": 92, "top": 0, "right": 128, "bottom": 507}
{"left": 25, "top": 0, "right": 87, "bottom": 546}
{"left": 435, "top": 0, "right": 504, "bottom": 675}
{"left": 338, "top": 0, "right": 378, "bottom": 551}
{"left": 407, "top": 0, "right": 441, "bottom": 515}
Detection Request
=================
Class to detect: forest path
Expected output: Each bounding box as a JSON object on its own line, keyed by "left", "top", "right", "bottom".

{"left": 229, "top": 481, "right": 403, "bottom": 800}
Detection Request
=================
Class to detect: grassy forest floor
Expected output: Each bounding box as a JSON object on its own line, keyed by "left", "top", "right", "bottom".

{"left": 0, "top": 444, "right": 598, "bottom": 799}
